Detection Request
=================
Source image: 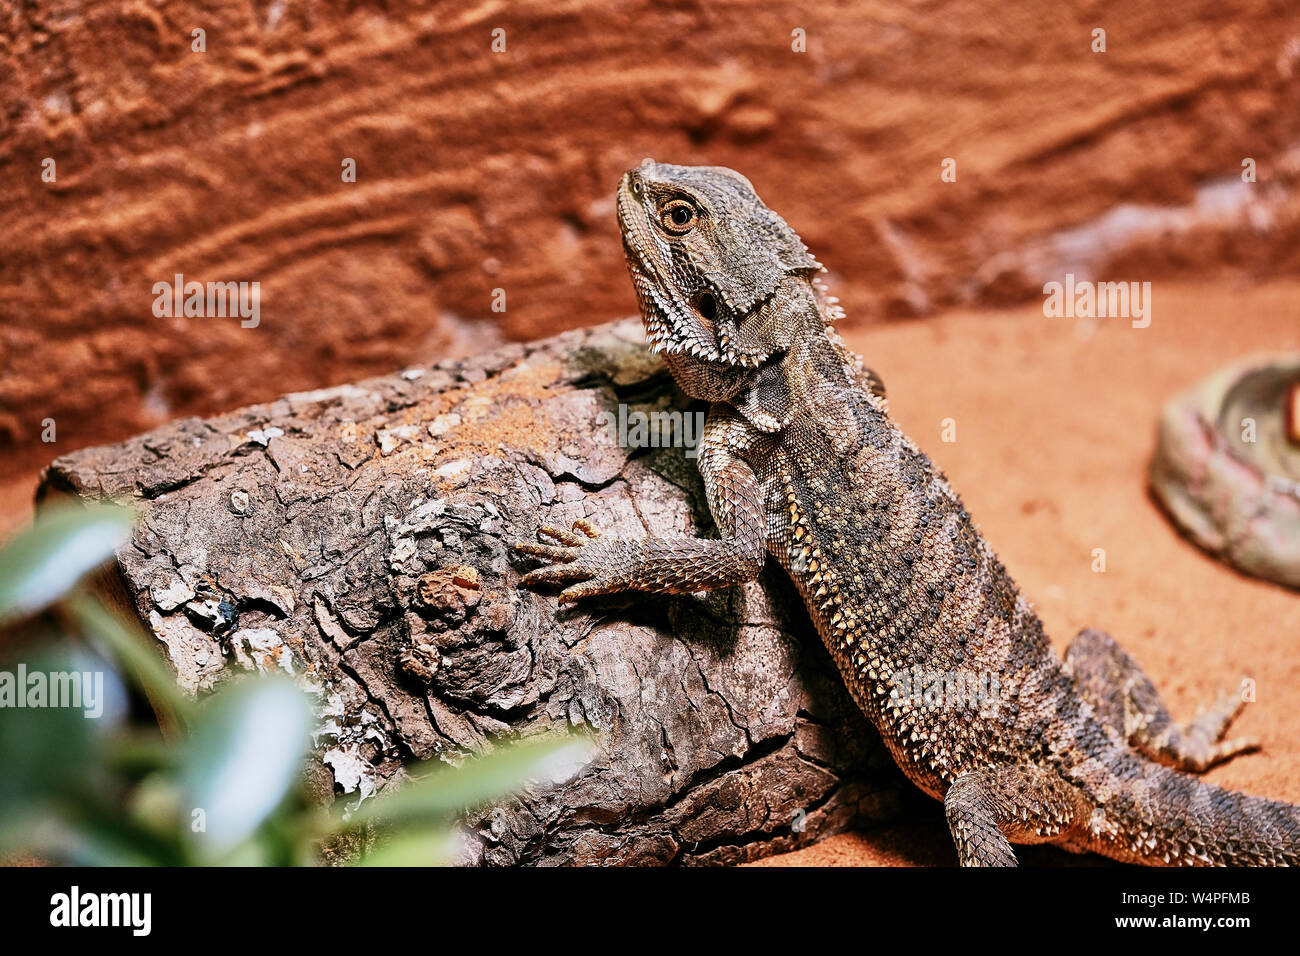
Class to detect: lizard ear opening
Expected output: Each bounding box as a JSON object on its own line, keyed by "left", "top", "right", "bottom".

{"left": 695, "top": 292, "right": 717, "bottom": 326}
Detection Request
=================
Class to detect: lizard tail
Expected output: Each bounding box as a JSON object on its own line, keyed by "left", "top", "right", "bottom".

{"left": 1089, "top": 758, "right": 1300, "bottom": 866}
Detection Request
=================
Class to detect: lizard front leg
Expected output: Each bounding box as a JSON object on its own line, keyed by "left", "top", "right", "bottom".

{"left": 512, "top": 410, "right": 767, "bottom": 602}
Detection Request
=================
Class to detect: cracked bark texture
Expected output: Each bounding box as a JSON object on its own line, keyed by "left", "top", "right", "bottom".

{"left": 38, "top": 318, "right": 904, "bottom": 866}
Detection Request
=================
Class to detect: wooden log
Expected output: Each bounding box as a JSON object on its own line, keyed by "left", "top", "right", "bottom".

{"left": 38, "top": 318, "right": 905, "bottom": 865}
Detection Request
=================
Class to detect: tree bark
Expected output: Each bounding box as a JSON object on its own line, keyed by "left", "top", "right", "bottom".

{"left": 38, "top": 318, "right": 905, "bottom": 865}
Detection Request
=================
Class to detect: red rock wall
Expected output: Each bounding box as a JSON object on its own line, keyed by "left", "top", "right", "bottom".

{"left": 3, "top": 0, "right": 1298, "bottom": 478}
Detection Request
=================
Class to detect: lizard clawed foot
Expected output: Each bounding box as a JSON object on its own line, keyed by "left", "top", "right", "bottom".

{"left": 1173, "top": 688, "right": 1261, "bottom": 771}
{"left": 511, "top": 519, "right": 632, "bottom": 603}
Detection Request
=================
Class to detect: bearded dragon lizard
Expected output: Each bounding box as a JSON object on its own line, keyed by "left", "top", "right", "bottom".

{"left": 514, "top": 161, "right": 1300, "bottom": 866}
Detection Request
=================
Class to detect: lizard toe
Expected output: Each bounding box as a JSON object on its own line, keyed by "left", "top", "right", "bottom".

{"left": 520, "top": 564, "right": 595, "bottom": 587}
{"left": 511, "top": 540, "right": 581, "bottom": 562}
{"left": 572, "top": 518, "right": 603, "bottom": 539}
{"left": 538, "top": 525, "right": 589, "bottom": 547}
{"left": 558, "top": 577, "right": 621, "bottom": 602}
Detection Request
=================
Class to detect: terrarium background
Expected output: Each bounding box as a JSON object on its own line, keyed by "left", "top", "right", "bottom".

{"left": 3, "top": 1, "right": 1300, "bottom": 495}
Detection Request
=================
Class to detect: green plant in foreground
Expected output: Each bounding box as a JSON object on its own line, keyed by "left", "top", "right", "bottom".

{"left": 0, "top": 503, "right": 592, "bottom": 865}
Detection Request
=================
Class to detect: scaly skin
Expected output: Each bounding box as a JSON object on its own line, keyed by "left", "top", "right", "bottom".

{"left": 515, "top": 161, "right": 1300, "bottom": 866}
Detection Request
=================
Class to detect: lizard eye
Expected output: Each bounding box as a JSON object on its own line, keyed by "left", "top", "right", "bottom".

{"left": 659, "top": 199, "right": 697, "bottom": 234}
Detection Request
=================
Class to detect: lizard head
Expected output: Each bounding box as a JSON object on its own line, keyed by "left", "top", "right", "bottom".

{"left": 616, "top": 161, "right": 823, "bottom": 393}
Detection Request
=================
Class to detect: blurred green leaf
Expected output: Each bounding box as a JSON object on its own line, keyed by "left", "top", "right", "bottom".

{"left": 359, "top": 825, "right": 464, "bottom": 866}
{"left": 30, "top": 800, "right": 185, "bottom": 866}
{"left": 0, "top": 503, "right": 134, "bottom": 624}
{"left": 345, "top": 733, "right": 595, "bottom": 830}
{"left": 180, "top": 676, "right": 313, "bottom": 858}
{"left": 0, "top": 649, "right": 101, "bottom": 827}
{"left": 69, "top": 595, "right": 192, "bottom": 725}
{"left": 126, "top": 774, "right": 184, "bottom": 842}
{"left": 104, "top": 730, "right": 176, "bottom": 775}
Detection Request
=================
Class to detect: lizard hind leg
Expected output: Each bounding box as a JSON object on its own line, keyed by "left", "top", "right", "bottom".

{"left": 1064, "top": 628, "right": 1258, "bottom": 772}
{"left": 944, "top": 766, "right": 1090, "bottom": 867}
